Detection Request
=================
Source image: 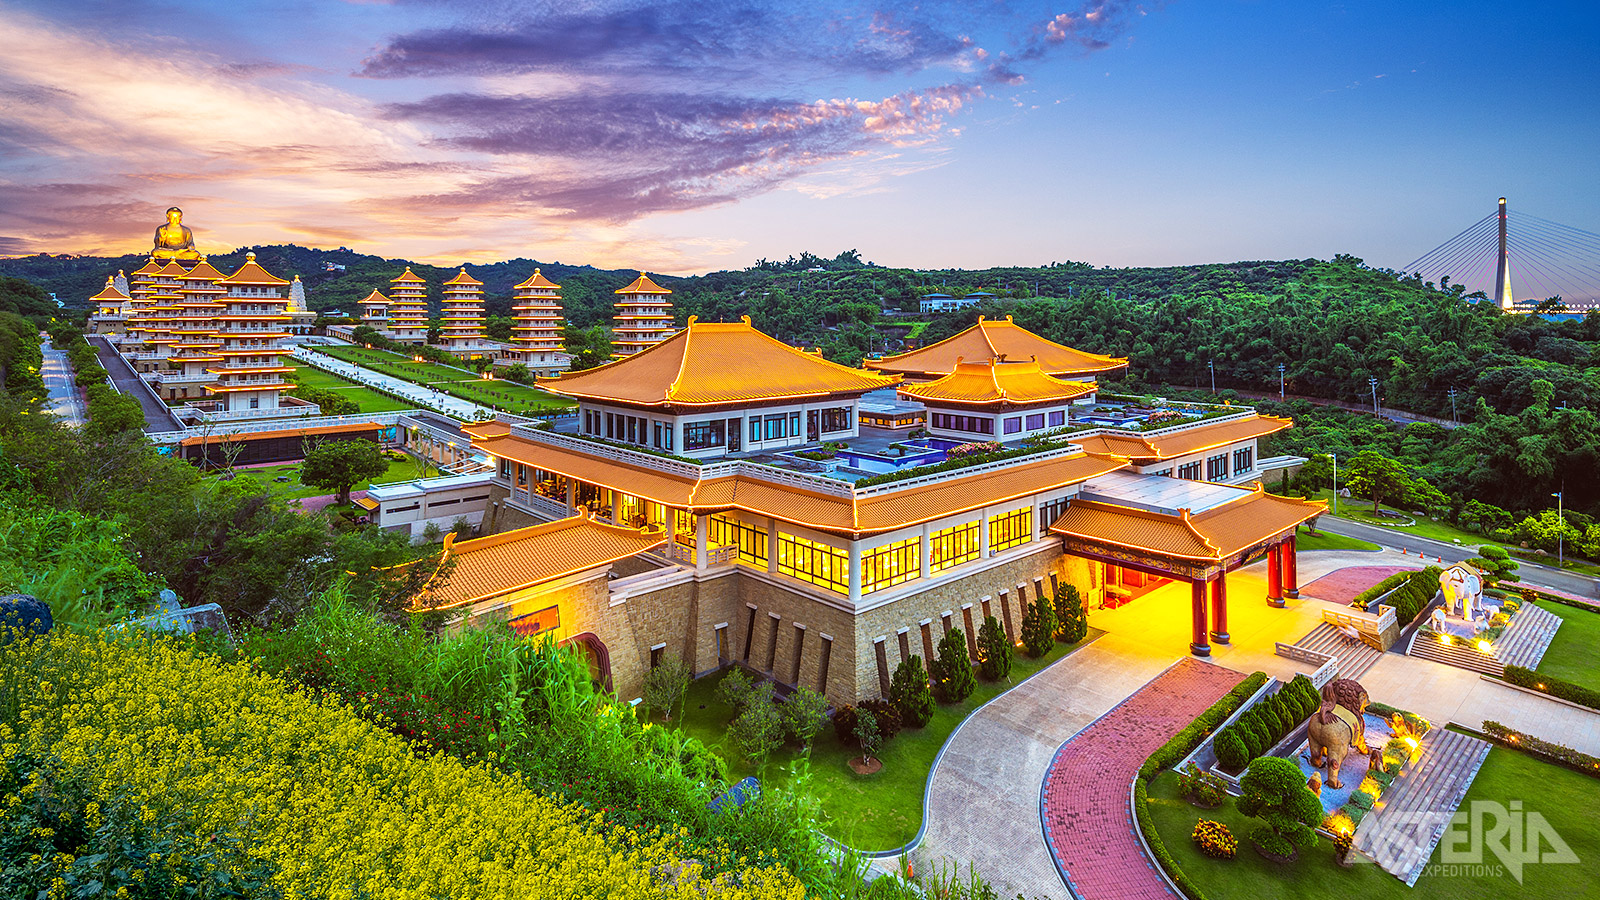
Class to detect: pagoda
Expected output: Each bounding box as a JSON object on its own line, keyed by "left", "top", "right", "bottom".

{"left": 439, "top": 268, "right": 487, "bottom": 356}
{"left": 132, "top": 261, "right": 190, "bottom": 372}
{"left": 510, "top": 268, "right": 569, "bottom": 376}
{"left": 86, "top": 275, "right": 131, "bottom": 338}
{"left": 358, "top": 289, "right": 392, "bottom": 334}
{"left": 206, "top": 252, "right": 293, "bottom": 414}
{"left": 157, "top": 257, "right": 229, "bottom": 401}
{"left": 387, "top": 268, "right": 430, "bottom": 344}
{"left": 612, "top": 272, "right": 674, "bottom": 357}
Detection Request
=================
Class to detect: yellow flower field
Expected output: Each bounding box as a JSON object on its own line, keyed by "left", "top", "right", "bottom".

{"left": 0, "top": 631, "right": 803, "bottom": 900}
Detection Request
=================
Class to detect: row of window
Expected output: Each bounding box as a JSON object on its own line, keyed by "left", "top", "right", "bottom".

{"left": 585, "top": 406, "right": 856, "bottom": 452}
{"left": 933, "top": 410, "right": 1067, "bottom": 435}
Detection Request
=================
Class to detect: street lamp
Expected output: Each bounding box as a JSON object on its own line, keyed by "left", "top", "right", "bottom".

{"left": 1277, "top": 363, "right": 1286, "bottom": 399}
{"left": 1553, "top": 491, "right": 1565, "bottom": 567}
{"left": 1326, "top": 452, "right": 1338, "bottom": 517}
{"left": 1209, "top": 360, "right": 1216, "bottom": 394}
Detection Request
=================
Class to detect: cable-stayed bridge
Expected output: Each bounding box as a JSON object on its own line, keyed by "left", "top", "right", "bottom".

{"left": 1401, "top": 198, "right": 1600, "bottom": 313}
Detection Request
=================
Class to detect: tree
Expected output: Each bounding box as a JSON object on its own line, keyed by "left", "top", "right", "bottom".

{"left": 1459, "top": 500, "right": 1513, "bottom": 535}
{"left": 715, "top": 667, "right": 754, "bottom": 712}
{"left": 563, "top": 324, "right": 613, "bottom": 371}
{"left": 1236, "top": 756, "right": 1324, "bottom": 860}
{"left": 854, "top": 707, "right": 881, "bottom": 766}
{"left": 780, "top": 687, "right": 830, "bottom": 751}
{"left": 1213, "top": 728, "right": 1250, "bottom": 770}
{"left": 976, "top": 615, "right": 1013, "bottom": 681}
{"left": 889, "top": 656, "right": 936, "bottom": 727}
{"left": 929, "top": 628, "right": 977, "bottom": 703}
{"left": 1343, "top": 450, "right": 1414, "bottom": 515}
{"left": 1020, "top": 593, "right": 1057, "bottom": 658}
{"left": 1466, "top": 544, "right": 1520, "bottom": 585}
{"left": 641, "top": 652, "right": 691, "bottom": 722}
{"left": 300, "top": 439, "right": 388, "bottom": 505}
{"left": 1053, "top": 583, "right": 1088, "bottom": 644}
{"left": 729, "top": 699, "right": 783, "bottom": 766}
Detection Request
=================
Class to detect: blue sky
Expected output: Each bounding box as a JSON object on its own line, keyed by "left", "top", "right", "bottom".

{"left": 1, "top": 0, "right": 1595, "bottom": 279}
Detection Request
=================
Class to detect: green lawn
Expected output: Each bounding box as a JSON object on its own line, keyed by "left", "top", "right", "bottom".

{"left": 314, "top": 345, "right": 572, "bottom": 413}
{"left": 286, "top": 362, "right": 418, "bottom": 413}
{"left": 225, "top": 455, "right": 438, "bottom": 500}
{"left": 317, "top": 345, "right": 478, "bottom": 383}
{"left": 1147, "top": 747, "right": 1600, "bottom": 900}
{"left": 664, "top": 630, "right": 1103, "bottom": 852}
{"left": 1296, "top": 523, "right": 1379, "bottom": 553}
{"left": 1305, "top": 489, "right": 1495, "bottom": 548}
{"left": 1533, "top": 600, "right": 1600, "bottom": 685}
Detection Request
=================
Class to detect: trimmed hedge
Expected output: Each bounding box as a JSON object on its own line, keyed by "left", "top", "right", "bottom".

{"left": 1503, "top": 665, "right": 1600, "bottom": 711}
{"left": 1352, "top": 565, "right": 1442, "bottom": 624}
{"left": 1481, "top": 720, "right": 1600, "bottom": 779}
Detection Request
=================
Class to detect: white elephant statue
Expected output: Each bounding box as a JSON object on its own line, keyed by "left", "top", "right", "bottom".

{"left": 1440, "top": 565, "right": 1482, "bottom": 618}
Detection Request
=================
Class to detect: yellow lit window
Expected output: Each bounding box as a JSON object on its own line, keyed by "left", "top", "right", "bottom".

{"left": 930, "top": 521, "right": 981, "bottom": 572}
{"left": 989, "top": 508, "right": 1033, "bottom": 553}
{"left": 777, "top": 533, "right": 848, "bottom": 594}
{"left": 862, "top": 537, "right": 920, "bottom": 594}
{"left": 710, "top": 514, "right": 768, "bottom": 567}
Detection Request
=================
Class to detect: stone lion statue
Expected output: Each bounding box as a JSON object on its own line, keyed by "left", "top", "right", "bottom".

{"left": 1306, "top": 678, "right": 1371, "bottom": 790}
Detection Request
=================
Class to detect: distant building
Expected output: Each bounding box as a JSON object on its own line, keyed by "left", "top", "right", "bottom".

{"left": 919, "top": 291, "right": 996, "bottom": 314}
{"left": 510, "top": 268, "right": 571, "bottom": 377}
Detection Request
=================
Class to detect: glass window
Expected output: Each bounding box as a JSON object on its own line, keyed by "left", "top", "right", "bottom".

{"left": 710, "top": 515, "right": 768, "bottom": 567}
{"left": 777, "top": 533, "right": 848, "bottom": 594}
{"left": 1048, "top": 410, "right": 1066, "bottom": 427}
{"left": 1233, "top": 447, "right": 1253, "bottom": 473}
{"left": 684, "top": 419, "right": 726, "bottom": 450}
{"left": 1039, "top": 497, "right": 1070, "bottom": 534}
{"left": 821, "top": 407, "right": 852, "bottom": 433}
{"left": 1206, "top": 453, "right": 1228, "bottom": 480}
{"left": 1003, "top": 416, "right": 1022, "bottom": 434}
{"left": 750, "top": 417, "right": 761, "bottom": 442}
{"left": 764, "top": 415, "right": 786, "bottom": 440}
{"left": 989, "top": 507, "right": 1033, "bottom": 552}
{"left": 862, "top": 537, "right": 919, "bottom": 594}
{"left": 1026, "top": 413, "right": 1045, "bottom": 430}
{"left": 1178, "top": 461, "right": 1202, "bottom": 480}
{"left": 663, "top": 425, "right": 673, "bottom": 451}
{"left": 789, "top": 412, "right": 801, "bottom": 437}
{"left": 930, "top": 521, "right": 981, "bottom": 572}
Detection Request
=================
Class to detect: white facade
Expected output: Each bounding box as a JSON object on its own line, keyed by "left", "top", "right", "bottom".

{"left": 366, "top": 472, "right": 495, "bottom": 541}
{"left": 575, "top": 398, "right": 864, "bottom": 459}
{"left": 924, "top": 400, "right": 1082, "bottom": 444}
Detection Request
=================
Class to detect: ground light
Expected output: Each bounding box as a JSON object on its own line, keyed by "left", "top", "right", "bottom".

{"left": 1476, "top": 639, "right": 1492, "bottom": 653}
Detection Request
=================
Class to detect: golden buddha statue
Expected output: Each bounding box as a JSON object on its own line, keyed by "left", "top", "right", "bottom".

{"left": 152, "top": 207, "right": 201, "bottom": 260}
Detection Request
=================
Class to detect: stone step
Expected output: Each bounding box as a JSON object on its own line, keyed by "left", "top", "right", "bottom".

{"left": 1495, "top": 604, "right": 1562, "bottom": 669}
{"left": 1292, "top": 623, "right": 1385, "bottom": 678}
{"left": 1354, "top": 728, "right": 1492, "bottom": 885}
{"left": 1407, "top": 633, "right": 1504, "bottom": 675}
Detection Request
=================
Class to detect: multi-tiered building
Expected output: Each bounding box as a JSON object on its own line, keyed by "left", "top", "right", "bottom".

{"left": 387, "top": 268, "right": 430, "bottom": 344}
{"left": 365, "top": 316, "right": 1315, "bottom": 705}
{"left": 358, "top": 290, "right": 392, "bottom": 336}
{"left": 206, "top": 253, "right": 294, "bottom": 415}
{"left": 439, "top": 268, "right": 489, "bottom": 358}
{"left": 157, "top": 258, "right": 229, "bottom": 402}
{"left": 86, "top": 276, "right": 132, "bottom": 341}
{"left": 510, "top": 268, "right": 570, "bottom": 377}
{"left": 612, "top": 272, "right": 675, "bottom": 356}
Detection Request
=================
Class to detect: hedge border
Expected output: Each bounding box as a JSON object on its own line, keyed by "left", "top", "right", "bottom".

{"left": 1503, "top": 665, "right": 1600, "bottom": 711}
{"left": 1479, "top": 721, "right": 1600, "bottom": 780}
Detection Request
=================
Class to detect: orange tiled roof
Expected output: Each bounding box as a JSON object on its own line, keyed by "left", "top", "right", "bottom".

{"left": 220, "top": 253, "right": 289, "bottom": 286}
{"left": 615, "top": 272, "right": 672, "bottom": 295}
{"left": 359, "top": 289, "right": 390, "bottom": 305}
{"left": 866, "top": 316, "right": 1127, "bottom": 379}
{"left": 514, "top": 268, "right": 561, "bottom": 290}
{"left": 1049, "top": 489, "right": 1326, "bottom": 561}
{"left": 178, "top": 258, "right": 229, "bottom": 282}
{"left": 177, "top": 421, "right": 383, "bottom": 446}
{"left": 537, "top": 317, "right": 899, "bottom": 406}
{"left": 89, "top": 277, "right": 129, "bottom": 302}
{"left": 478, "top": 430, "right": 1128, "bottom": 535}
{"left": 460, "top": 420, "right": 512, "bottom": 441}
{"left": 897, "top": 358, "right": 1098, "bottom": 406}
{"left": 156, "top": 261, "right": 190, "bottom": 276}
{"left": 443, "top": 268, "right": 483, "bottom": 286}
{"left": 391, "top": 267, "right": 427, "bottom": 284}
{"left": 420, "top": 513, "right": 666, "bottom": 609}
{"left": 130, "top": 259, "right": 163, "bottom": 276}
{"left": 1072, "top": 433, "right": 1159, "bottom": 458}
{"left": 1143, "top": 415, "right": 1291, "bottom": 459}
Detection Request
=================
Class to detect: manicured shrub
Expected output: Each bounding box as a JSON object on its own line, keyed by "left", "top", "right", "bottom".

{"left": 1019, "top": 593, "right": 1057, "bottom": 658}
{"left": 1214, "top": 727, "right": 1250, "bottom": 771}
{"left": 679, "top": 736, "right": 730, "bottom": 786}
{"left": 1139, "top": 671, "right": 1269, "bottom": 779}
{"left": 832, "top": 704, "right": 860, "bottom": 745}
{"left": 976, "top": 615, "right": 1013, "bottom": 681}
{"left": 1177, "top": 763, "right": 1227, "bottom": 807}
{"left": 1482, "top": 720, "right": 1600, "bottom": 778}
{"left": 889, "top": 656, "right": 937, "bottom": 727}
{"left": 1348, "top": 790, "right": 1375, "bottom": 810}
{"left": 1504, "top": 665, "right": 1600, "bottom": 710}
{"left": 930, "top": 628, "right": 977, "bottom": 703}
{"left": 1238, "top": 756, "right": 1323, "bottom": 861}
{"left": 859, "top": 698, "right": 902, "bottom": 743}
{"left": 1053, "top": 583, "right": 1088, "bottom": 644}
{"left": 1192, "top": 819, "right": 1237, "bottom": 859}
{"left": 716, "top": 667, "right": 755, "bottom": 713}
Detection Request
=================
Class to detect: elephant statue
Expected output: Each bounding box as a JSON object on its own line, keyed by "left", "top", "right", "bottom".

{"left": 1307, "top": 701, "right": 1370, "bottom": 789}
{"left": 1320, "top": 678, "right": 1370, "bottom": 719}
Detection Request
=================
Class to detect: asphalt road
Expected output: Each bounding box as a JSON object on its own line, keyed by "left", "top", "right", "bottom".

{"left": 1317, "top": 515, "right": 1599, "bottom": 599}
{"left": 41, "top": 337, "right": 85, "bottom": 426}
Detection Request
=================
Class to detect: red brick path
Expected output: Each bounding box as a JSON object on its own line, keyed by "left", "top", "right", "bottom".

{"left": 1299, "top": 565, "right": 1415, "bottom": 605}
{"left": 1041, "top": 659, "right": 1243, "bottom": 900}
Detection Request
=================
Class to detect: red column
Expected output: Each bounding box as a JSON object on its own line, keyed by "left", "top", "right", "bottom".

{"left": 1190, "top": 578, "right": 1211, "bottom": 657}
{"left": 1284, "top": 535, "right": 1300, "bottom": 599}
{"left": 1210, "top": 575, "right": 1230, "bottom": 644}
{"left": 1266, "top": 543, "right": 1285, "bottom": 608}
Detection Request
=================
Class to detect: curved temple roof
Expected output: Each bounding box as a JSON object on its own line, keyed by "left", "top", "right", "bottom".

{"left": 539, "top": 316, "right": 900, "bottom": 406}
{"left": 615, "top": 272, "right": 672, "bottom": 295}
{"left": 897, "top": 357, "right": 1098, "bottom": 406}
{"left": 1049, "top": 486, "right": 1326, "bottom": 561}
{"left": 866, "top": 316, "right": 1128, "bottom": 379}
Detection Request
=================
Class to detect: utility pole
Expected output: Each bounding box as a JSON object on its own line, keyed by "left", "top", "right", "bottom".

{"left": 1327, "top": 452, "right": 1338, "bottom": 517}
{"left": 1553, "top": 489, "right": 1565, "bottom": 567}
{"left": 1209, "top": 360, "right": 1216, "bottom": 394}
{"left": 1447, "top": 387, "right": 1458, "bottom": 424}
{"left": 1277, "top": 363, "right": 1286, "bottom": 400}
{"left": 1368, "top": 377, "right": 1379, "bottom": 414}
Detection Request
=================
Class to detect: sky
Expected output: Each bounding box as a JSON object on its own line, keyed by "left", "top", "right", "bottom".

{"left": 1, "top": 0, "right": 1597, "bottom": 278}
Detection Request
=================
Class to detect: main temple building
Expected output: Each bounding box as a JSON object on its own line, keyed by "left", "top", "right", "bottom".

{"left": 390, "top": 316, "right": 1322, "bottom": 706}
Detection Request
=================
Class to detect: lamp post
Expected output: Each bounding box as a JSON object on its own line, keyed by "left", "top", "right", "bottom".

{"left": 1327, "top": 452, "right": 1338, "bottom": 517}
{"left": 1368, "top": 377, "right": 1379, "bottom": 414}
{"left": 1277, "top": 363, "right": 1286, "bottom": 399}
{"left": 1209, "top": 360, "right": 1216, "bottom": 394}
{"left": 1553, "top": 490, "right": 1565, "bottom": 567}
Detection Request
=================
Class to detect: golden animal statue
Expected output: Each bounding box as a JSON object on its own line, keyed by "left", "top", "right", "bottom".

{"left": 151, "top": 207, "right": 201, "bottom": 260}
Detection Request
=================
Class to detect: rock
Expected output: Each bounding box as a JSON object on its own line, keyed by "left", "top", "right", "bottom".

{"left": 0, "top": 594, "right": 53, "bottom": 640}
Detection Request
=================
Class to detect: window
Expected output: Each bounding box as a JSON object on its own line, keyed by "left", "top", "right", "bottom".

{"left": 862, "top": 537, "right": 919, "bottom": 594}
{"left": 777, "top": 533, "right": 848, "bottom": 594}
{"left": 817, "top": 635, "right": 832, "bottom": 691}
{"left": 1026, "top": 413, "right": 1045, "bottom": 430}
{"left": 606, "top": 413, "right": 615, "bottom": 439}
{"left": 684, "top": 419, "right": 726, "bottom": 451}
{"left": 1048, "top": 410, "right": 1066, "bottom": 427}
{"left": 1178, "top": 461, "right": 1202, "bottom": 480}
{"left": 654, "top": 422, "right": 663, "bottom": 448}
{"left": 1233, "top": 446, "right": 1254, "bottom": 474}
{"left": 821, "top": 407, "right": 852, "bottom": 433}
{"left": 750, "top": 417, "right": 761, "bottom": 443}
{"left": 662, "top": 425, "right": 673, "bottom": 451}
{"left": 709, "top": 515, "right": 768, "bottom": 567}
{"left": 764, "top": 414, "right": 786, "bottom": 440}
{"left": 989, "top": 508, "right": 1032, "bottom": 552}
{"left": 715, "top": 624, "right": 729, "bottom": 663}
{"left": 1039, "top": 497, "right": 1070, "bottom": 534}
{"left": 1206, "top": 453, "right": 1228, "bottom": 481}
{"left": 930, "top": 521, "right": 981, "bottom": 572}
{"left": 788, "top": 412, "right": 801, "bottom": 437}
{"left": 509, "top": 604, "right": 559, "bottom": 637}
{"left": 932, "top": 413, "right": 993, "bottom": 435}
{"left": 1003, "top": 416, "right": 1022, "bottom": 434}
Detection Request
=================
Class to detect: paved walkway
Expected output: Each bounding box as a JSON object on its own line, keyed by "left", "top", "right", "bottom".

{"left": 1042, "top": 659, "right": 1244, "bottom": 900}
{"left": 41, "top": 338, "right": 85, "bottom": 426}
{"left": 294, "top": 345, "right": 483, "bottom": 420}
{"left": 1299, "top": 565, "right": 1414, "bottom": 605}
{"left": 88, "top": 336, "right": 183, "bottom": 432}
{"left": 909, "top": 634, "right": 1182, "bottom": 898}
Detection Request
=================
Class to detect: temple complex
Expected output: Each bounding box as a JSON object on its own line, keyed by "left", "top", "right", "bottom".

{"left": 387, "top": 268, "right": 430, "bottom": 344}
{"left": 363, "top": 315, "right": 1316, "bottom": 705}
{"left": 510, "top": 268, "right": 570, "bottom": 377}
{"left": 612, "top": 272, "right": 675, "bottom": 356}
{"left": 439, "top": 268, "right": 490, "bottom": 358}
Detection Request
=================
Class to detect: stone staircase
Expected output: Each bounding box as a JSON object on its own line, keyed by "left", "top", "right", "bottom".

{"left": 1406, "top": 603, "right": 1562, "bottom": 676}
{"left": 1352, "top": 728, "right": 1492, "bottom": 886}
{"left": 1287, "top": 623, "right": 1385, "bottom": 679}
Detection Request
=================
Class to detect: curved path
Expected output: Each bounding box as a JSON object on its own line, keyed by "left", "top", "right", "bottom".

{"left": 1041, "top": 659, "right": 1243, "bottom": 900}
